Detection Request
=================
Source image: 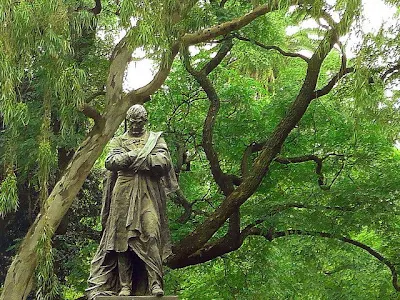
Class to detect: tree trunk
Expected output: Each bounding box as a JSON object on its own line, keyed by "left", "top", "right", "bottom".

{"left": 0, "top": 100, "right": 135, "bottom": 300}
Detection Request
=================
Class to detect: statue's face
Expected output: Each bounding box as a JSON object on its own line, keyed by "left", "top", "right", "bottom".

{"left": 128, "top": 116, "right": 146, "bottom": 134}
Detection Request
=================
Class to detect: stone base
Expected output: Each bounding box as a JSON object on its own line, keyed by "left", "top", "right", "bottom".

{"left": 95, "top": 297, "right": 178, "bottom": 300}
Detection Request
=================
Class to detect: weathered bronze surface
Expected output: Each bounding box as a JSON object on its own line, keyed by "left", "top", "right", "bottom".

{"left": 87, "top": 105, "right": 178, "bottom": 299}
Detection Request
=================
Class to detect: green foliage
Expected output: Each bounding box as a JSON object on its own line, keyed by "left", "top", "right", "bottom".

{"left": 60, "top": 241, "right": 98, "bottom": 299}
{"left": 1, "top": 0, "right": 400, "bottom": 299}
{"left": 165, "top": 237, "right": 398, "bottom": 299}
{"left": 148, "top": 2, "right": 400, "bottom": 297}
{"left": 0, "top": 171, "right": 18, "bottom": 217}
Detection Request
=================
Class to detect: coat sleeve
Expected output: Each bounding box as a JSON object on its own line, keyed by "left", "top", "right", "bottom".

{"left": 139, "top": 137, "right": 172, "bottom": 176}
{"left": 104, "top": 138, "right": 136, "bottom": 171}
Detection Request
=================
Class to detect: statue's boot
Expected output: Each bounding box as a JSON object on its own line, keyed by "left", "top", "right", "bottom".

{"left": 151, "top": 284, "right": 164, "bottom": 297}
{"left": 119, "top": 286, "right": 132, "bottom": 296}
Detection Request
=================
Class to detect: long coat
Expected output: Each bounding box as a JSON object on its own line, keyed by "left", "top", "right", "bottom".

{"left": 86, "top": 131, "right": 178, "bottom": 298}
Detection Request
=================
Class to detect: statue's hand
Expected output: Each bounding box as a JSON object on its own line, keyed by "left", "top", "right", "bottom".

{"left": 127, "top": 150, "right": 137, "bottom": 162}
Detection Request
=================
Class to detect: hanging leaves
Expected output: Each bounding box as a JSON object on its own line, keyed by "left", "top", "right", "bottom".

{"left": 0, "top": 171, "right": 18, "bottom": 217}
{"left": 35, "top": 222, "right": 61, "bottom": 300}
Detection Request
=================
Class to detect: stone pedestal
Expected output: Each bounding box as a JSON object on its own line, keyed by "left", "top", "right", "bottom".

{"left": 95, "top": 297, "right": 178, "bottom": 300}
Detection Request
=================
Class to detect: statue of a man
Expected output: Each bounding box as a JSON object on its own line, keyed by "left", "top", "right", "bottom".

{"left": 86, "top": 104, "right": 178, "bottom": 298}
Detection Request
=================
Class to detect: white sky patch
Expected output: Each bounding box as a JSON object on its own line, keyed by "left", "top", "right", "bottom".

{"left": 286, "top": 0, "right": 397, "bottom": 58}
{"left": 362, "top": 0, "right": 397, "bottom": 32}
{"left": 123, "top": 48, "right": 154, "bottom": 92}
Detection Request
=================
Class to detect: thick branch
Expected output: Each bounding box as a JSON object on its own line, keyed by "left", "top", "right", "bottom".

{"left": 227, "top": 174, "right": 242, "bottom": 186}
{"left": 241, "top": 141, "right": 265, "bottom": 176}
{"left": 85, "top": 90, "right": 106, "bottom": 103}
{"left": 220, "top": 0, "right": 228, "bottom": 8}
{"left": 126, "top": 2, "right": 200, "bottom": 102}
{"left": 106, "top": 35, "right": 133, "bottom": 105}
{"left": 181, "top": 41, "right": 233, "bottom": 196}
{"left": 91, "top": 0, "right": 102, "bottom": 15}
{"left": 123, "top": 1, "right": 290, "bottom": 103}
{"left": 75, "top": 0, "right": 102, "bottom": 15}
{"left": 168, "top": 202, "right": 355, "bottom": 268}
{"left": 170, "top": 227, "right": 400, "bottom": 292}
{"left": 183, "top": 40, "right": 242, "bottom": 239}
{"left": 168, "top": 224, "right": 246, "bottom": 268}
{"left": 79, "top": 104, "right": 103, "bottom": 125}
{"left": 201, "top": 36, "right": 233, "bottom": 75}
{"left": 233, "top": 34, "right": 310, "bottom": 63}
{"left": 380, "top": 63, "right": 400, "bottom": 82}
{"left": 181, "top": 2, "right": 297, "bottom": 46}
{"left": 311, "top": 10, "right": 357, "bottom": 100}
{"left": 170, "top": 13, "right": 352, "bottom": 263}
{"left": 0, "top": 83, "right": 134, "bottom": 300}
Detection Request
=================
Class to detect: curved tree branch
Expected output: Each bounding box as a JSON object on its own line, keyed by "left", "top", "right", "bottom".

{"left": 181, "top": 40, "right": 234, "bottom": 196}
{"left": 275, "top": 154, "right": 325, "bottom": 187}
{"left": 311, "top": 11, "right": 355, "bottom": 100}
{"left": 170, "top": 4, "right": 358, "bottom": 264}
{"left": 79, "top": 104, "right": 103, "bottom": 126}
{"left": 380, "top": 63, "right": 400, "bottom": 82}
{"left": 75, "top": 0, "right": 102, "bottom": 15}
{"left": 85, "top": 90, "right": 106, "bottom": 103}
{"left": 181, "top": 1, "right": 299, "bottom": 46}
{"left": 233, "top": 33, "right": 310, "bottom": 63}
{"left": 201, "top": 36, "right": 234, "bottom": 75}
{"left": 169, "top": 225, "right": 400, "bottom": 293}
{"left": 168, "top": 197, "right": 357, "bottom": 268}
{"left": 311, "top": 67, "right": 354, "bottom": 100}
{"left": 275, "top": 153, "right": 346, "bottom": 189}
{"left": 124, "top": 2, "right": 201, "bottom": 102}
{"left": 182, "top": 39, "right": 243, "bottom": 240}
{"left": 172, "top": 189, "right": 193, "bottom": 224}
{"left": 127, "top": 1, "right": 294, "bottom": 103}
{"left": 91, "top": 0, "right": 102, "bottom": 15}
{"left": 220, "top": 0, "right": 228, "bottom": 8}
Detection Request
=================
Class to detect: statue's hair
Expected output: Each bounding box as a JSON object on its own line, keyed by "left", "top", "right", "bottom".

{"left": 126, "top": 104, "right": 148, "bottom": 121}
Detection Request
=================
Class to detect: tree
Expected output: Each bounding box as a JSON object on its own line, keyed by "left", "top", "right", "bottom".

{"left": 1, "top": 0, "right": 399, "bottom": 299}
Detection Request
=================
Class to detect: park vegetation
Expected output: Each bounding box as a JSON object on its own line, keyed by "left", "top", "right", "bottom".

{"left": 0, "top": 0, "right": 400, "bottom": 299}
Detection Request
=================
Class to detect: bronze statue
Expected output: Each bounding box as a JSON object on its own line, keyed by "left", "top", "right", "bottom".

{"left": 86, "top": 104, "right": 178, "bottom": 298}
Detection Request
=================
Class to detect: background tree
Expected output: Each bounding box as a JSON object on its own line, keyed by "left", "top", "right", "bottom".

{"left": 0, "top": 0, "right": 399, "bottom": 299}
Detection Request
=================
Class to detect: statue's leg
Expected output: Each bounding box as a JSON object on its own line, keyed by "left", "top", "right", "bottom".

{"left": 117, "top": 251, "right": 132, "bottom": 296}
{"left": 145, "top": 263, "right": 161, "bottom": 289}
{"left": 141, "top": 211, "right": 164, "bottom": 296}
{"left": 145, "top": 264, "right": 164, "bottom": 296}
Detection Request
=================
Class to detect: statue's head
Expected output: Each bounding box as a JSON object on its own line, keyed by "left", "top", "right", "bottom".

{"left": 126, "top": 104, "right": 148, "bottom": 135}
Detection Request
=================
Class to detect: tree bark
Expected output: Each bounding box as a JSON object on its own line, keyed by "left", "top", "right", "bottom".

{"left": 0, "top": 31, "right": 137, "bottom": 300}
{"left": 0, "top": 99, "right": 137, "bottom": 300}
